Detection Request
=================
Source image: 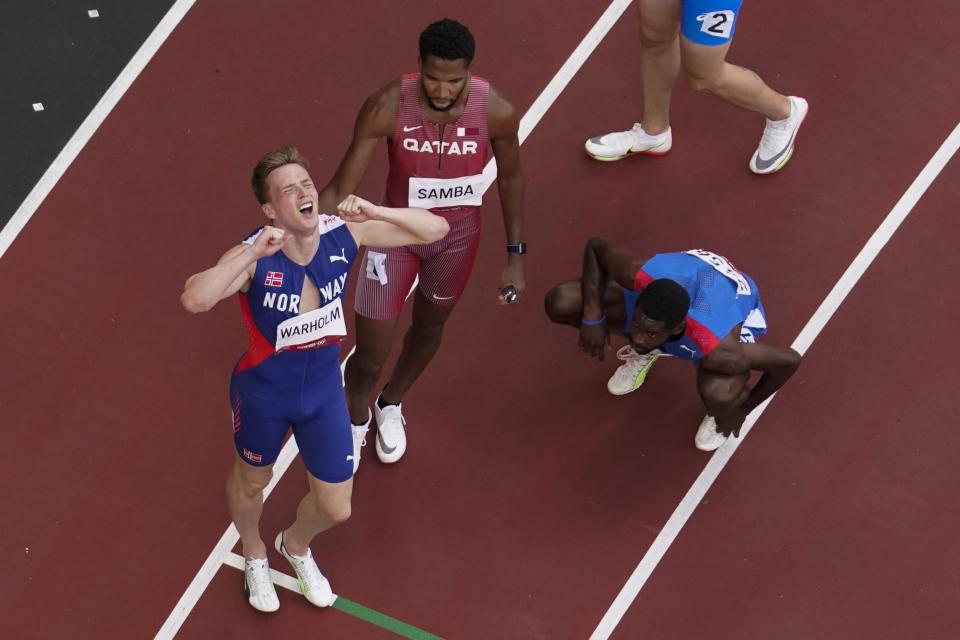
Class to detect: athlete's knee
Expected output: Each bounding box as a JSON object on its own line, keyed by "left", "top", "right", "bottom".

{"left": 316, "top": 495, "right": 351, "bottom": 525}
{"left": 229, "top": 464, "right": 272, "bottom": 498}
{"left": 684, "top": 64, "right": 725, "bottom": 94}
{"left": 347, "top": 348, "right": 387, "bottom": 383}
{"left": 544, "top": 282, "right": 580, "bottom": 324}
{"left": 699, "top": 373, "right": 748, "bottom": 415}
{"left": 408, "top": 316, "right": 446, "bottom": 343}
{"left": 639, "top": 24, "right": 677, "bottom": 52}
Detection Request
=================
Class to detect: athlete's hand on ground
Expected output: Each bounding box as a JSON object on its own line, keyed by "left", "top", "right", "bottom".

{"left": 579, "top": 322, "right": 609, "bottom": 360}
{"left": 251, "top": 225, "right": 289, "bottom": 258}
{"left": 498, "top": 262, "right": 526, "bottom": 305}
{"left": 715, "top": 408, "right": 748, "bottom": 438}
{"left": 337, "top": 194, "right": 379, "bottom": 222}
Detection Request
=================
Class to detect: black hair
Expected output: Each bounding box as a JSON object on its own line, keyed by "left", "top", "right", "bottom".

{"left": 419, "top": 18, "right": 475, "bottom": 65}
{"left": 637, "top": 279, "right": 690, "bottom": 328}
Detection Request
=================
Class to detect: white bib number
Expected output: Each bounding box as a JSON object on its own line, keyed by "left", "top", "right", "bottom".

{"left": 685, "top": 249, "right": 751, "bottom": 296}
{"left": 697, "top": 10, "right": 735, "bottom": 39}
{"left": 408, "top": 174, "right": 484, "bottom": 209}
{"left": 275, "top": 297, "right": 346, "bottom": 351}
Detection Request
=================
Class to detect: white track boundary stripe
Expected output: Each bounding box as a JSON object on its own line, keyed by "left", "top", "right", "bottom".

{"left": 481, "top": 0, "right": 632, "bottom": 190}
{"left": 589, "top": 121, "right": 960, "bottom": 639}
{"left": 156, "top": 2, "right": 631, "bottom": 636}
{"left": 0, "top": 0, "right": 198, "bottom": 260}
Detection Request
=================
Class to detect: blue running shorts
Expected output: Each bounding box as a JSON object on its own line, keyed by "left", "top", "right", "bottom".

{"left": 230, "top": 347, "right": 352, "bottom": 484}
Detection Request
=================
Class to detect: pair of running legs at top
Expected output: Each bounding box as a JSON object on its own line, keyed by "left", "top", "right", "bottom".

{"left": 584, "top": 1, "right": 808, "bottom": 174}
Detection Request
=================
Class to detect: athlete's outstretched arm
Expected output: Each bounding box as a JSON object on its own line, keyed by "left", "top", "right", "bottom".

{"left": 180, "top": 227, "right": 287, "bottom": 313}
{"left": 338, "top": 195, "right": 449, "bottom": 249}
{"left": 316, "top": 84, "right": 398, "bottom": 212}
{"left": 489, "top": 87, "right": 526, "bottom": 301}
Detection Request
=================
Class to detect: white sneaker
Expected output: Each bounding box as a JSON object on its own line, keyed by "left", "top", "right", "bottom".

{"left": 749, "top": 96, "right": 809, "bottom": 174}
{"left": 243, "top": 557, "right": 280, "bottom": 613}
{"left": 607, "top": 346, "right": 661, "bottom": 395}
{"left": 374, "top": 400, "right": 407, "bottom": 463}
{"left": 585, "top": 123, "right": 672, "bottom": 161}
{"left": 275, "top": 532, "right": 335, "bottom": 607}
{"left": 350, "top": 410, "right": 371, "bottom": 475}
{"left": 694, "top": 415, "right": 728, "bottom": 451}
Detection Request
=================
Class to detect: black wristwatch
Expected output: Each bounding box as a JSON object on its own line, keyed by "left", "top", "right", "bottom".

{"left": 506, "top": 242, "right": 527, "bottom": 255}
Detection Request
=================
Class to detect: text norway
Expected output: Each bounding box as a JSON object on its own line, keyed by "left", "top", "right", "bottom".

{"left": 278, "top": 304, "right": 342, "bottom": 340}
{"left": 261, "top": 273, "right": 348, "bottom": 313}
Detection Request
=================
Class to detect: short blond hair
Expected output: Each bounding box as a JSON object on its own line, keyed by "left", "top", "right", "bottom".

{"left": 251, "top": 145, "right": 310, "bottom": 204}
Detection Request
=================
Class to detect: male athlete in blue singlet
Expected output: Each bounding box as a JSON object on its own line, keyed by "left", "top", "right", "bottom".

{"left": 181, "top": 146, "right": 448, "bottom": 613}
{"left": 544, "top": 237, "right": 801, "bottom": 450}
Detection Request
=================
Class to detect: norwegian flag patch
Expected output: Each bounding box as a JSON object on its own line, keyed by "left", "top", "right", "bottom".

{"left": 264, "top": 271, "right": 284, "bottom": 287}
{"left": 243, "top": 449, "right": 263, "bottom": 463}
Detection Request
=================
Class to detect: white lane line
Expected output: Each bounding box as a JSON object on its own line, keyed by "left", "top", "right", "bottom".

{"left": 589, "top": 121, "right": 960, "bottom": 639}
{"left": 157, "top": 2, "right": 632, "bottom": 636}
{"left": 482, "top": 0, "right": 633, "bottom": 189}
{"left": 0, "top": 0, "right": 198, "bottom": 259}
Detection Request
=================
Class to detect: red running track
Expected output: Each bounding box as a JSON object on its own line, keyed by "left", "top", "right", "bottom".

{"left": 1, "top": 0, "right": 958, "bottom": 638}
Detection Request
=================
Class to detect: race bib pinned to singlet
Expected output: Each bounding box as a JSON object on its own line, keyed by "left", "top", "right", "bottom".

{"left": 408, "top": 174, "right": 485, "bottom": 209}
{"left": 275, "top": 297, "right": 346, "bottom": 351}
{"left": 685, "top": 249, "right": 752, "bottom": 296}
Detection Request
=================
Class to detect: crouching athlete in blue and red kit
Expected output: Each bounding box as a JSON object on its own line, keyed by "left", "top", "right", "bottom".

{"left": 545, "top": 237, "right": 801, "bottom": 451}
{"left": 181, "top": 146, "right": 448, "bottom": 613}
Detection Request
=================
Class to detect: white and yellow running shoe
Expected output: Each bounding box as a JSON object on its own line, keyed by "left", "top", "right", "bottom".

{"left": 749, "top": 96, "right": 809, "bottom": 174}
{"left": 275, "top": 532, "right": 335, "bottom": 608}
{"left": 607, "top": 346, "right": 661, "bottom": 395}
{"left": 585, "top": 123, "right": 672, "bottom": 161}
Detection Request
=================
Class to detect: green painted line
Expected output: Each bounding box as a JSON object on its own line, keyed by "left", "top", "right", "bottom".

{"left": 333, "top": 596, "right": 444, "bottom": 639}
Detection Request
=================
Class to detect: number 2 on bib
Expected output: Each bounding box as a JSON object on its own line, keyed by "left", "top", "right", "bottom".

{"left": 697, "top": 10, "right": 735, "bottom": 39}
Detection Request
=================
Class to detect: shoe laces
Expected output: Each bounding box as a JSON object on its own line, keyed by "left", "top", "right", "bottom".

{"left": 379, "top": 406, "right": 406, "bottom": 436}
{"left": 285, "top": 546, "right": 326, "bottom": 591}
{"left": 601, "top": 123, "right": 643, "bottom": 146}
{"left": 614, "top": 345, "right": 655, "bottom": 375}
{"left": 245, "top": 558, "right": 273, "bottom": 594}
{"left": 758, "top": 114, "right": 794, "bottom": 155}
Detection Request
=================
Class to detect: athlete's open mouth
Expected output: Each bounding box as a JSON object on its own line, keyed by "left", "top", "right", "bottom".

{"left": 298, "top": 201, "right": 314, "bottom": 215}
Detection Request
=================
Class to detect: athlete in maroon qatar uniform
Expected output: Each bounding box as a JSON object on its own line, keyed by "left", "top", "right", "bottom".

{"left": 318, "top": 19, "right": 526, "bottom": 467}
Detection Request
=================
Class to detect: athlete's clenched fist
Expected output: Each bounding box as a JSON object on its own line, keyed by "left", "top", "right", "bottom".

{"left": 251, "top": 225, "right": 289, "bottom": 257}
{"left": 337, "top": 195, "right": 380, "bottom": 223}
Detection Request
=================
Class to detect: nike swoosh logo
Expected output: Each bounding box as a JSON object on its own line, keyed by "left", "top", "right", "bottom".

{"left": 754, "top": 111, "right": 806, "bottom": 170}
{"left": 754, "top": 137, "right": 796, "bottom": 171}
{"left": 377, "top": 432, "right": 396, "bottom": 454}
{"left": 403, "top": 125, "right": 422, "bottom": 132}
{"left": 432, "top": 294, "right": 456, "bottom": 301}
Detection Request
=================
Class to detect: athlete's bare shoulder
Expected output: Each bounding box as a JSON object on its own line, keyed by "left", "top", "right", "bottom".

{"left": 487, "top": 83, "right": 519, "bottom": 139}
{"left": 356, "top": 79, "right": 401, "bottom": 138}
